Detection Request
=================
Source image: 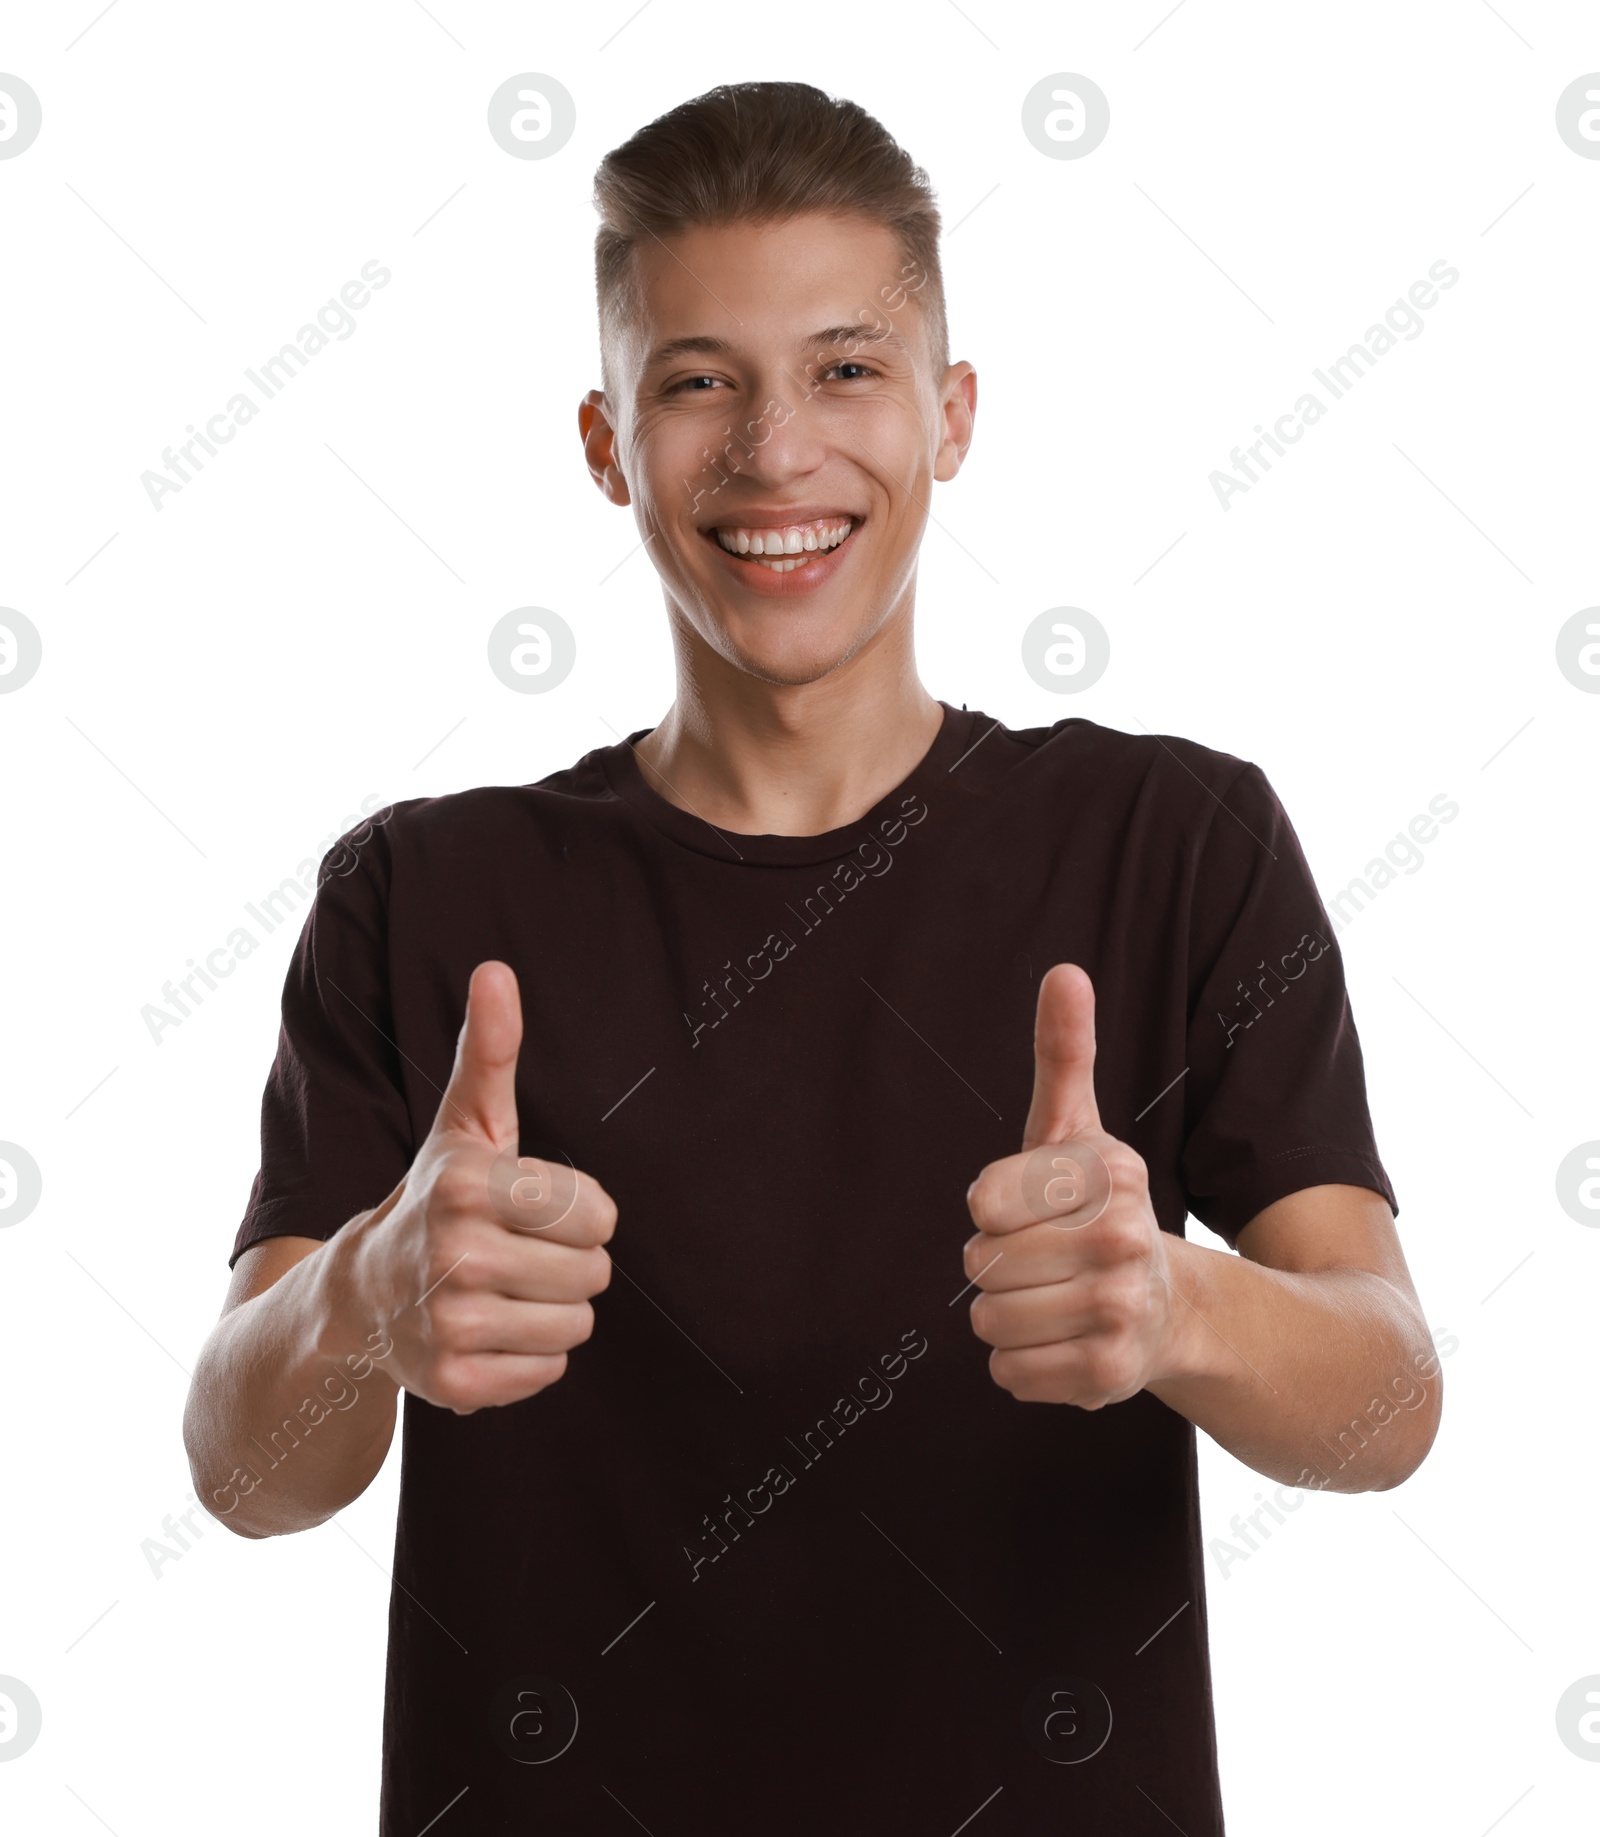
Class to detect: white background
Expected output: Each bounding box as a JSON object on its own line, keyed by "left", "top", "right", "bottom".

{"left": 2, "top": 2, "right": 1597, "bottom": 1832}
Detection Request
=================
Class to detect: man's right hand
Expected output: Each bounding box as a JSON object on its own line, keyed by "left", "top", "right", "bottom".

{"left": 348, "top": 959, "right": 618, "bottom": 1414}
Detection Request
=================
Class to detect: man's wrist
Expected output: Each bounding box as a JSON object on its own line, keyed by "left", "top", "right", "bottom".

{"left": 1148, "top": 1231, "right": 1236, "bottom": 1392}
{"left": 310, "top": 1207, "right": 400, "bottom": 1390}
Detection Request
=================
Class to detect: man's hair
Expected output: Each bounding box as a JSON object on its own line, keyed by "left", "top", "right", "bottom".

{"left": 591, "top": 81, "right": 949, "bottom": 400}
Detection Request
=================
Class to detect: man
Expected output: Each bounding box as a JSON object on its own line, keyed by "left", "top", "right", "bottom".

{"left": 185, "top": 81, "right": 1439, "bottom": 1833}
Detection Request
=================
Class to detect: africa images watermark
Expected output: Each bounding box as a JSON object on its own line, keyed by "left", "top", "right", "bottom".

{"left": 681, "top": 1328, "right": 928, "bottom": 1581}
{"left": 139, "top": 260, "right": 391, "bottom": 511}
{"left": 205, "top": 1326, "right": 395, "bottom": 1520}
{"left": 140, "top": 1493, "right": 215, "bottom": 1582}
{"left": 1214, "top": 925, "right": 1333, "bottom": 1051}
{"left": 682, "top": 791, "right": 930, "bottom": 1047}
{"left": 1323, "top": 792, "right": 1459, "bottom": 935}
{"left": 1208, "top": 1328, "right": 1458, "bottom": 1580}
{"left": 141, "top": 795, "right": 390, "bottom": 1044}
{"left": 1208, "top": 259, "right": 1459, "bottom": 510}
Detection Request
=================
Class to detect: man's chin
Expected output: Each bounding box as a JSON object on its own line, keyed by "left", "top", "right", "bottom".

{"left": 713, "top": 635, "right": 865, "bottom": 689}
{"left": 699, "top": 605, "right": 888, "bottom": 688}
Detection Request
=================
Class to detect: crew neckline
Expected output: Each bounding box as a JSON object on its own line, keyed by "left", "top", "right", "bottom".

{"left": 599, "top": 700, "right": 980, "bottom": 866}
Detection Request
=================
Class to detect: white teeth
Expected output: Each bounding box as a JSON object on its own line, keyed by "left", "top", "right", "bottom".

{"left": 713, "top": 518, "right": 854, "bottom": 565}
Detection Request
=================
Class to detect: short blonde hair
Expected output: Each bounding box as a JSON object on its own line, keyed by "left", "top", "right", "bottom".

{"left": 591, "top": 81, "right": 949, "bottom": 396}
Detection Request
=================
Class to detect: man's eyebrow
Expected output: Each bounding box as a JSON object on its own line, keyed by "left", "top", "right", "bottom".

{"left": 643, "top": 324, "right": 909, "bottom": 369}
{"left": 804, "top": 324, "right": 909, "bottom": 356}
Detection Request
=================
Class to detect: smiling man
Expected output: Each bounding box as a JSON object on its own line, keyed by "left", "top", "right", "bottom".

{"left": 184, "top": 82, "right": 1439, "bottom": 1834}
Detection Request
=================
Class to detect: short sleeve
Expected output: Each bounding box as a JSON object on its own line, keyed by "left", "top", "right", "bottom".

{"left": 229, "top": 811, "right": 416, "bottom": 1268}
{"left": 1179, "top": 762, "right": 1398, "bottom": 1248}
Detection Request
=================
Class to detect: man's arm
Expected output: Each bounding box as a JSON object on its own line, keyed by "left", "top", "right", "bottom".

{"left": 1144, "top": 1183, "right": 1441, "bottom": 1493}
{"left": 183, "top": 1225, "right": 402, "bottom": 1540}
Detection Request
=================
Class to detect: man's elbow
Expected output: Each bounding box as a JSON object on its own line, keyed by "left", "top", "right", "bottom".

{"left": 186, "top": 1462, "right": 265, "bottom": 1538}
{"left": 1369, "top": 1379, "right": 1444, "bottom": 1492}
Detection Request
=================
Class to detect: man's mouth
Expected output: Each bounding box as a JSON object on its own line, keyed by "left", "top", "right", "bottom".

{"left": 701, "top": 515, "right": 858, "bottom": 575}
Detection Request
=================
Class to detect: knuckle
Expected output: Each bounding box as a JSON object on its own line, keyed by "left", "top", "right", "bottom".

{"left": 410, "top": 1255, "right": 472, "bottom": 1334}
{"left": 564, "top": 1300, "right": 596, "bottom": 1347}
{"left": 585, "top": 1248, "right": 614, "bottom": 1296}
{"left": 1106, "top": 1141, "right": 1147, "bottom": 1190}
{"left": 426, "top": 1294, "right": 482, "bottom": 1348}
{"left": 573, "top": 1173, "right": 618, "bottom": 1238}
{"left": 1095, "top": 1272, "right": 1146, "bottom": 1331}
{"left": 1097, "top": 1210, "right": 1147, "bottom": 1262}
{"left": 427, "top": 1354, "right": 477, "bottom": 1412}
{"left": 430, "top": 1157, "right": 487, "bottom": 1221}
{"left": 583, "top": 1201, "right": 617, "bottom": 1246}
{"left": 1083, "top": 1341, "right": 1134, "bottom": 1399}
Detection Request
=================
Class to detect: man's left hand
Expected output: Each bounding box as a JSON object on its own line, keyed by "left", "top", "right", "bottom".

{"left": 962, "top": 963, "right": 1188, "bottom": 1408}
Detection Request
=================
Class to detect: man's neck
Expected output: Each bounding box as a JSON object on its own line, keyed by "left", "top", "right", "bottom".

{"left": 630, "top": 668, "right": 946, "bottom": 839}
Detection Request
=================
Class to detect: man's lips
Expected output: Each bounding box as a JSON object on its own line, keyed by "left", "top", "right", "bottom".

{"left": 696, "top": 518, "right": 862, "bottom": 594}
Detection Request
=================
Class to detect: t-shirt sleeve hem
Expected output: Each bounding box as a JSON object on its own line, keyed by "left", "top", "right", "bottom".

{"left": 228, "top": 1191, "right": 375, "bottom": 1269}
{"left": 1186, "top": 1146, "right": 1398, "bottom": 1249}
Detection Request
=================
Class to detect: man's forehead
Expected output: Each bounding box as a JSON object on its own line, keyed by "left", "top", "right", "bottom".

{"left": 623, "top": 214, "right": 917, "bottom": 371}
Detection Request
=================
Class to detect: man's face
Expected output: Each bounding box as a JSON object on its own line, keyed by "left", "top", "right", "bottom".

{"left": 580, "top": 211, "right": 975, "bottom": 688}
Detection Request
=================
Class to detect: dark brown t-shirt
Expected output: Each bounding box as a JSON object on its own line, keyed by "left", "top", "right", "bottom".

{"left": 231, "top": 702, "right": 1396, "bottom": 1834}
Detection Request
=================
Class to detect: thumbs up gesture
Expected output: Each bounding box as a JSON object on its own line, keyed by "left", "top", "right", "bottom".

{"left": 962, "top": 964, "right": 1179, "bottom": 1409}
{"left": 346, "top": 961, "right": 618, "bottom": 1415}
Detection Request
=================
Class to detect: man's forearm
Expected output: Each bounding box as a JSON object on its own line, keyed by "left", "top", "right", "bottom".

{"left": 184, "top": 1220, "right": 399, "bottom": 1538}
{"left": 1145, "top": 1235, "right": 1442, "bottom": 1493}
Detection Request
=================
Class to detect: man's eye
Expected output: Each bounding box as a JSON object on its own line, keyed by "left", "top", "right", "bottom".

{"left": 669, "top": 361, "right": 877, "bottom": 394}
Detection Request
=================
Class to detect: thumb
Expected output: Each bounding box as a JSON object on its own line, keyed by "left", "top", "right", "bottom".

{"left": 433, "top": 960, "right": 522, "bottom": 1149}
{"left": 1020, "top": 963, "right": 1102, "bottom": 1152}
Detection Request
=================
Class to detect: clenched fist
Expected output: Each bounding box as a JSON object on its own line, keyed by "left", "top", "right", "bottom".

{"left": 963, "top": 963, "right": 1179, "bottom": 1409}
{"left": 347, "top": 960, "right": 617, "bottom": 1414}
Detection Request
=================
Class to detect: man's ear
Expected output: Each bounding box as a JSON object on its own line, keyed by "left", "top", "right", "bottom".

{"left": 578, "top": 390, "right": 632, "bottom": 506}
{"left": 933, "top": 362, "right": 978, "bottom": 483}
